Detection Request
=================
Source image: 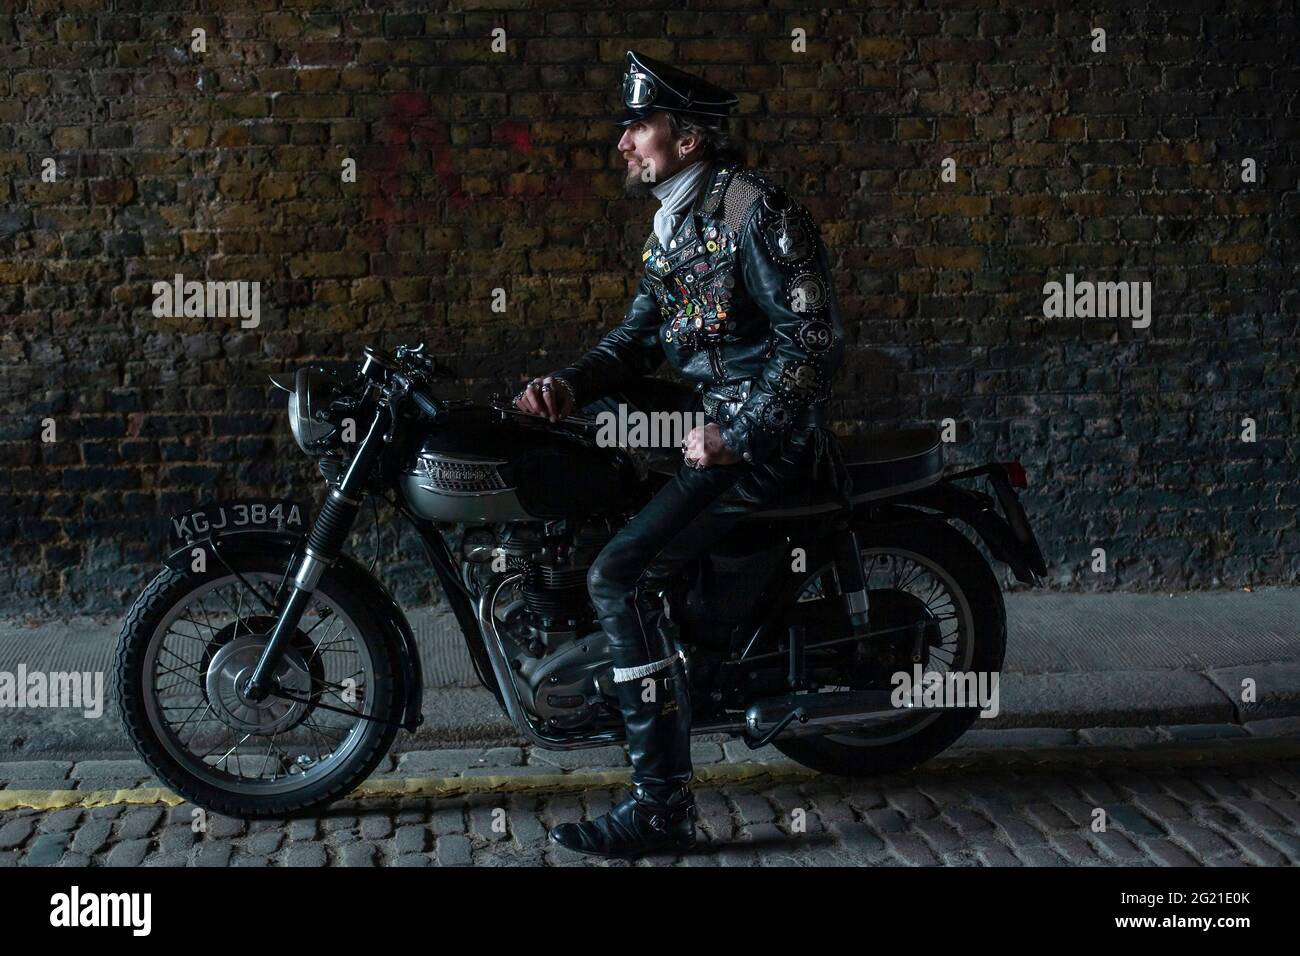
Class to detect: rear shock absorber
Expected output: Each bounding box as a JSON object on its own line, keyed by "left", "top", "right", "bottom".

{"left": 833, "top": 524, "right": 870, "bottom": 633}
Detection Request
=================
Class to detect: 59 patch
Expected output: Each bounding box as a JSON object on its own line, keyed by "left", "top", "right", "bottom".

{"left": 796, "top": 319, "right": 835, "bottom": 354}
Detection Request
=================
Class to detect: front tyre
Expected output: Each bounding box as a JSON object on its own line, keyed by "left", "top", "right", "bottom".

{"left": 116, "top": 555, "right": 401, "bottom": 818}
{"left": 773, "top": 518, "right": 1007, "bottom": 777}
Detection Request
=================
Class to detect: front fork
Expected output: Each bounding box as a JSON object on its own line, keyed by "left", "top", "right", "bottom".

{"left": 243, "top": 406, "right": 390, "bottom": 702}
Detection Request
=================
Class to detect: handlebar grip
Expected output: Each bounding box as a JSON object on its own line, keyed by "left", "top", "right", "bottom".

{"left": 410, "top": 387, "right": 442, "bottom": 421}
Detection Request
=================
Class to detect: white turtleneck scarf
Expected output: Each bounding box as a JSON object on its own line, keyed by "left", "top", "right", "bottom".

{"left": 650, "top": 159, "right": 711, "bottom": 249}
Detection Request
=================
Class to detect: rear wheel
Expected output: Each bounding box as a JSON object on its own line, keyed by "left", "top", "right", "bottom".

{"left": 772, "top": 518, "right": 1006, "bottom": 777}
{"left": 116, "top": 555, "right": 401, "bottom": 818}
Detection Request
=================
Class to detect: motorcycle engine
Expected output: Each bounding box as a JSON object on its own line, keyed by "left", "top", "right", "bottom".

{"left": 467, "top": 519, "right": 621, "bottom": 730}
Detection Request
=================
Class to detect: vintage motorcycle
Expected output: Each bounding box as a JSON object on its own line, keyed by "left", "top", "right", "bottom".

{"left": 116, "top": 343, "right": 1046, "bottom": 818}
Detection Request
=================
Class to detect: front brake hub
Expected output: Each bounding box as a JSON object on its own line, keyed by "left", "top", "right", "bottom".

{"left": 204, "top": 635, "right": 315, "bottom": 735}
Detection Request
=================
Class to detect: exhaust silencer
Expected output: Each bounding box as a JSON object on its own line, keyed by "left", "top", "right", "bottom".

{"left": 744, "top": 689, "right": 920, "bottom": 743}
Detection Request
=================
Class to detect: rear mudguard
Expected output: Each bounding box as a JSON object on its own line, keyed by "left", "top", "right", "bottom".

{"left": 163, "top": 529, "right": 424, "bottom": 732}
{"left": 858, "top": 468, "right": 1047, "bottom": 585}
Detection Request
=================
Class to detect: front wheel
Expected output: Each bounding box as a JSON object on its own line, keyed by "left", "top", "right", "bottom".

{"left": 116, "top": 554, "right": 402, "bottom": 818}
{"left": 772, "top": 518, "right": 1007, "bottom": 777}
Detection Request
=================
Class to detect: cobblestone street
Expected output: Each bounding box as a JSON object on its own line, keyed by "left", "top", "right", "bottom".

{"left": 2, "top": 731, "right": 1298, "bottom": 867}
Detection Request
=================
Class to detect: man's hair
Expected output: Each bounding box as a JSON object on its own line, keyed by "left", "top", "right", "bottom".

{"left": 665, "top": 111, "right": 745, "bottom": 166}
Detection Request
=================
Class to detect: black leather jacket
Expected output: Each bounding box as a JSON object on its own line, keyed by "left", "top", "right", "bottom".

{"left": 556, "top": 161, "right": 845, "bottom": 467}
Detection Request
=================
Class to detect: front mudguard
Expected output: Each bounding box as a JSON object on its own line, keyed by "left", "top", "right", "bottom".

{"left": 163, "top": 529, "right": 424, "bottom": 732}
{"left": 862, "top": 466, "right": 1047, "bottom": 585}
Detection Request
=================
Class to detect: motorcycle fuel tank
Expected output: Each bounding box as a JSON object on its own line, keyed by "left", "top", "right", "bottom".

{"left": 399, "top": 405, "right": 642, "bottom": 523}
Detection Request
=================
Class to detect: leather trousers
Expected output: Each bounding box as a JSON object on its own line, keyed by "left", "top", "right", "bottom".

{"left": 579, "top": 376, "right": 819, "bottom": 795}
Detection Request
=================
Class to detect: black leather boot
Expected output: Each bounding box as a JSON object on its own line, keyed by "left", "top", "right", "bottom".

{"left": 550, "top": 588, "right": 697, "bottom": 858}
{"left": 548, "top": 778, "right": 697, "bottom": 859}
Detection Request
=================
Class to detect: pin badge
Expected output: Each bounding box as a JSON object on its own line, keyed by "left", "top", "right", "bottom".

{"left": 777, "top": 218, "right": 794, "bottom": 255}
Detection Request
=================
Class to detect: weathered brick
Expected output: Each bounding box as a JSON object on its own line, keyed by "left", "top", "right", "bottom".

{"left": 0, "top": 1, "right": 1294, "bottom": 616}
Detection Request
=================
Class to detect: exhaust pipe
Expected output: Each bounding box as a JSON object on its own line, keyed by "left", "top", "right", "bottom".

{"left": 744, "top": 689, "right": 926, "bottom": 747}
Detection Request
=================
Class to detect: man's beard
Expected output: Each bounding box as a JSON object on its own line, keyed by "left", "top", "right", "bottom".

{"left": 623, "top": 167, "right": 655, "bottom": 198}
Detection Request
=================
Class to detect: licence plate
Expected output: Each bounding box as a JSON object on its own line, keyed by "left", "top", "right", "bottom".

{"left": 169, "top": 498, "right": 309, "bottom": 547}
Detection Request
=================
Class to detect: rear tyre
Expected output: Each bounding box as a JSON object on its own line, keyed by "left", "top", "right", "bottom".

{"left": 773, "top": 518, "right": 1006, "bottom": 777}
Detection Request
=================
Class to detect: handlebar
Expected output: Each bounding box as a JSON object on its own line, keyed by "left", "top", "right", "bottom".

{"left": 388, "top": 368, "right": 444, "bottom": 421}
{"left": 409, "top": 386, "right": 443, "bottom": 421}
{"left": 361, "top": 345, "right": 445, "bottom": 421}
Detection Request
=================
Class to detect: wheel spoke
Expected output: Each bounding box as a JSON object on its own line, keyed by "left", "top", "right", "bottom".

{"left": 153, "top": 661, "right": 203, "bottom": 691}
{"left": 303, "top": 714, "right": 348, "bottom": 743}
{"left": 177, "top": 614, "right": 220, "bottom": 635}
{"left": 168, "top": 701, "right": 211, "bottom": 731}
{"left": 785, "top": 546, "right": 988, "bottom": 748}
{"left": 213, "top": 734, "right": 253, "bottom": 774}
{"left": 301, "top": 601, "right": 334, "bottom": 636}
{"left": 143, "top": 570, "right": 379, "bottom": 791}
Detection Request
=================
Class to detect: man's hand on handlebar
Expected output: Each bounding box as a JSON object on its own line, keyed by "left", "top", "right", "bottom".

{"left": 514, "top": 375, "right": 575, "bottom": 423}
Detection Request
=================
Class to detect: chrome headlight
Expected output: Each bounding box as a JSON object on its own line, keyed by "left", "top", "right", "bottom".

{"left": 287, "top": 366, "right": 340, "bottom": 454}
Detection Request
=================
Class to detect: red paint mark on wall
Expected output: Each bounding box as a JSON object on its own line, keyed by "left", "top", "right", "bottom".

{"left": 495, "top": 120, "right": 533, "bottom": 154}
{"left": 363, "top": 93, "right": 596, "bottom": 242}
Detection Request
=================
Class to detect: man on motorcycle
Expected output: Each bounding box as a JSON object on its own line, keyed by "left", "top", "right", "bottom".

{"left": 515, "top": 50, "right": 849, "bottom": 858}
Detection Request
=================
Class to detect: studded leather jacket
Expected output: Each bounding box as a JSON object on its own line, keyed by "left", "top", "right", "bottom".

{"left": 556, "top": 162, "right": 845, "bottom": 468}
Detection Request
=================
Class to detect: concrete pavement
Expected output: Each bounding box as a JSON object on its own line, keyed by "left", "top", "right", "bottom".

{"left": 1, "top": 587, "right": 1297, "bottom": 759}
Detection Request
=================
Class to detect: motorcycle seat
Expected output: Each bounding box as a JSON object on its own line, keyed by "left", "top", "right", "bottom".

{"left": 744, "top": 426, "right": 945, "bottom": 518}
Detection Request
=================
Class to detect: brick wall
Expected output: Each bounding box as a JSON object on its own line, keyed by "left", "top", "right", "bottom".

{"left": 1, "top": 0, "right": 1297, "bottom": 614}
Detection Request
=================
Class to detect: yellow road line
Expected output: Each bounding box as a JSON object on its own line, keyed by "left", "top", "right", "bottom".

{"left": 0, "top": 786, "right": 186, "bottom": 812}
{"left": 0, "top": 763, "right": 816, "bottom": 812}
{"left": 2, "top": 736, "right": 1296, "bottom": 813}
